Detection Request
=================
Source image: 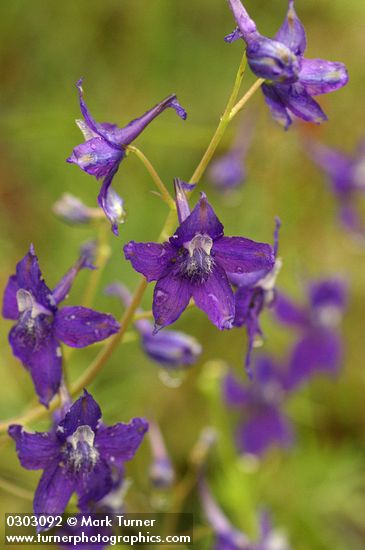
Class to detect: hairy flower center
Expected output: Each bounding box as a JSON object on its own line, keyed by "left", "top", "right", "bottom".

{"left": 182, "top": 234, "right": 214, "bottom": 283}
{"left": 66, "top": 425, "right": 99, "bottom": 473}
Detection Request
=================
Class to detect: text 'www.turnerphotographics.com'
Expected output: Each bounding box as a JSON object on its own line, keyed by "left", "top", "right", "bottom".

{"left": 5, "top": 514, "right": 193, "bottom": 546}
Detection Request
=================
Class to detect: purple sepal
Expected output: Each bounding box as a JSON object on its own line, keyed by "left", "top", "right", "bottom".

{"left": 95, "top": 418, "right": 149, "bottom": 462}
{"left": 54, "top": 306, "right": 120, "bottom": 348}
{"left": 171, "top": 194, "right": 224, "bottom": 246}
{"left": 247, "top": 36, "right": 300, "bottom": 83}
{"left": 8, "top": 425, "right": 59, "bottom": 469}
{"left": 124, "top": 241, "right": 175, "bottom": 282}
{"left": 275, "top": 0, "right": 306, "bottom": 57}
{"left": 58, "top": 391, "right": 102, "bottom": 439}
{"left": 9, "top": 317, "right": 62, "bottom": 407}
{"left": 299, "top": 58, "right": 349, "bottom": 96}
{"left": 153, "top": 272, "right": 192, "bottom": 332}
{"left": 34, "top": 461, "right": 75, "bottom": 516}
{"left": 213, "top": 236, "right": 275, "bottom": 275}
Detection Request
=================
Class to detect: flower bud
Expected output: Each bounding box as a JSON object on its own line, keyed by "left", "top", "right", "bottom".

{"left": 247, "top": 36, "right": 300, "bottom": 83}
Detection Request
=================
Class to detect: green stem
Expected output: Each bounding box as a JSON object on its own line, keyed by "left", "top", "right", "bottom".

{"left": 189, "top": 53, "right": 247, "bottom": 184}
{"left": 128, "top": 145, "right": 176, "bottom": 210}
{"left": 229, "top": 77, "right": 264, "bottom": 121}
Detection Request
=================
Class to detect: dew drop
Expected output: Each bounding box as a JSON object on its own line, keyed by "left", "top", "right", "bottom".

{"left": 158, "top": 368, "right": 187, "bottom": 388}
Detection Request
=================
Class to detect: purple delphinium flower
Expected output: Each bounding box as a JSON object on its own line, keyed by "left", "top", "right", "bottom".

{"left": 208, "top": 115, "right": 255, "bottom": 192}
{"left": 199, "top": 478, "right": 291, "bottom": 549}
{"left": 105, "top": 282, "right": 202, "bottom": 369}
{"left": 2, "top": 245, "right": 120, "bottom": 406}
{"left": 124, "top": 179, "right": 275, "bottom": 332}
{"left": 223, "top": 356, "right": 293, "bottom": 457}
{"left": 304, "top": 137, "right": 365, "bottom": 236}
{"left": 274, "top": 278, "right": 347, "bottom": 388}
{"left": 67, "top": 79, "right": 187, "bottom": 235}
{"left": 53, "top": 193, "right": 106, "bottom": 225}
{"left": 230, "top": 219, "right": 282, "bottom": 375}
{"left": 226, "top": 0, "right": 348, "bottom": 129}
{"left": 8, "top": 390, "right": 148, "bottom": 515}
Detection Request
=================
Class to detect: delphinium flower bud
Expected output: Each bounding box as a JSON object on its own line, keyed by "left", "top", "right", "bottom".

{"left": 53, "top": 193, "right": 104, "bottom": 225}
{"left": 148, "top": 420, "right": 175, "bottom": 489}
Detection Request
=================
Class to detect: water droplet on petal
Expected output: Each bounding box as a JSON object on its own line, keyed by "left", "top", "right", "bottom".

{"left": 158, "top": 368, "right": 187, "bottom": 388}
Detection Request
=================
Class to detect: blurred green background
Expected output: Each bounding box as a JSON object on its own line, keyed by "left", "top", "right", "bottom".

{"left": 0, "top": 1, "right": 365, "bottom": 548}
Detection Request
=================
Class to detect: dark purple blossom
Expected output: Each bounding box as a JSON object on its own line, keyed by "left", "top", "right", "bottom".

{"left": 274, "top": 278, "right": 347, "bottom": 388}
{"left": 105, "top": 282, "right": 202, "bottom": 369}
{"left": 230, "top": 219, "right": 281, "bottom": 374}
{"left": 223, "top": 356, "right": 293, "bottom": 456}
{"left": 67, "top": 79, "right": 187, "bottom": 235}
{"left": 2, "top": 246, "right": 120, "bottom": 406}
{"left": 304, "top": 137, "right": 365, "bottom": 236}
{"left": 199, "top": 478, "right": 291, "bottom": 549}
{"left": 8, "top": 390, "right": 148, "bottom": 515}
{"left": 226, "top": 0, "right": 348, "bottom": 129}
{"left": 124, "top": 179, "right": 275, "bottom": 332}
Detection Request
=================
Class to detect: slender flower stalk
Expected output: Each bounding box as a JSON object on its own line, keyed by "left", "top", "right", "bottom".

{"left": 127, "top": 146, "right": 176, "bottom": 210}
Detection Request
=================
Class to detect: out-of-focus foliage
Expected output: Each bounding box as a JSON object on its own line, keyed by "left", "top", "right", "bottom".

{"left": 0, "top": 1, "right": 365, "bottom": 549}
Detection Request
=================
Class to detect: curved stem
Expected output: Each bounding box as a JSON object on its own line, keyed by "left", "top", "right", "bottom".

{"left": 189, "top": 53, "right": 247, "bottom": 185}
{"left": 128, "top": 145, "right": 176, "bottom": 210}
{"left": 229, "top": 77, "right": 264, "bottom": 120}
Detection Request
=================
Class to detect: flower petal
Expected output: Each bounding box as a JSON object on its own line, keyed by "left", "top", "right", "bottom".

{"left": 8, "top": 425, "right": 59, "bottom": 470}
{"left": 124, "top": 241, "right": 176, "bottom": 282}
{"left": 275, "top": 0, "right": 306, "bottom": 56}
{"left": 54, "top": 306, "right": 120, "bottom": 348}
{"left": 262, "top": 83, "right": 292, "bottom": 129}
{"left": 213, "top": 236, "right": 275, "bottom": 275}
{"left": 299, "top": 58, "right": 349, "bottom": 96}
{"left": 9, "top": 318, "right": 62, "bottom": 406}
{"left": 57, "top": 390, "right": 102, "bottom": 440}
{"left": 15, "top": 245, "right": 54, "bottom": 310}
{"left": 223, "top": 372, "right": 252, "bottom": 407}
{"left": 171, "top": 194, "right": 224, "bottom": 246}
{"left": 97, "top": 169, "right": 126, "bottom": 236}
{"left": 2, "top": 275, "right": 19, "bottom": 320}
{"left": 237, "top": 406, "right": 293, "bottom": 456}
{"left": 152, "top": 272, "right": 192, "bottom": 330}
{"left": 34, "top": 461, "right": 75, "bottom": 515}
{"left": 95, "top": 417, "right": 148, "bottom": 463}
{"left": 286, "top": 329, "right": 342, "bottom": 389}
{"left": 76, "top": 458, "right": 113, "bottom": 512}
{"left": 274, "top": 292, "right": 309, "bottom": 328}
{"left": 192, "top": 264, "right": 234, "bottom": 330}
{"left": 111, "top": 94, "right": 187, "bottom": 145}
{"left": 67, "top": 137, "right": 123, "bottom": 179}
{"left": 276, "top": 82, "right": 328, "bottom": 124}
